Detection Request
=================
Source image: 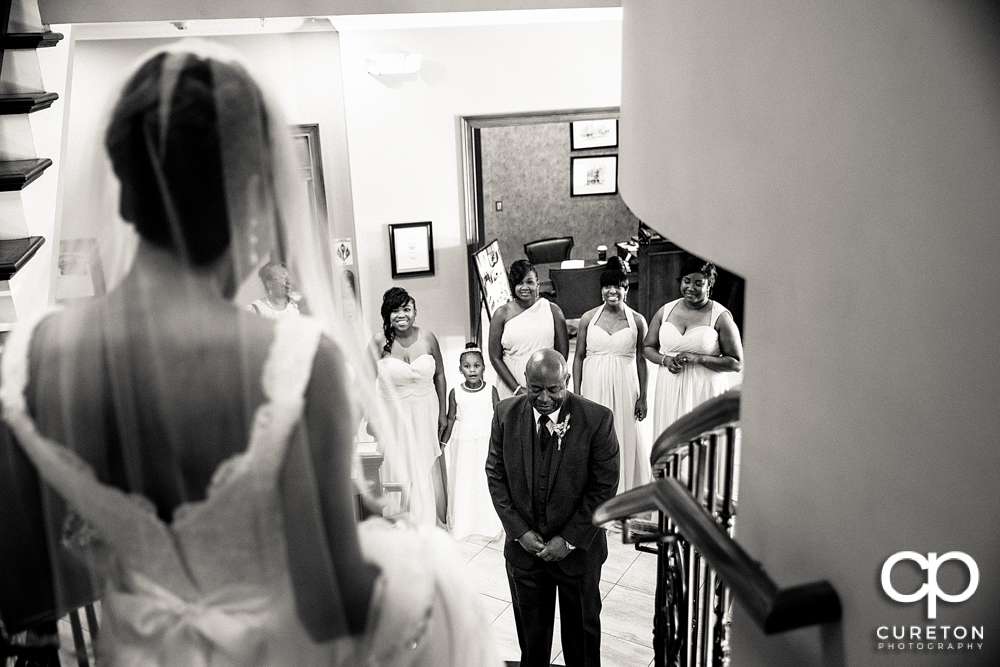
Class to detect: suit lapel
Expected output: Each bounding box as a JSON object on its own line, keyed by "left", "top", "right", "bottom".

{"left": 519, "top": 398, "right": 534, "bottom": 489}
{"left": 545, "top": 395, "right": 573, "bottom": 503}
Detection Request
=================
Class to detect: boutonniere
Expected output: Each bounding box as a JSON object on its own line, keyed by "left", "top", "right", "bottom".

{"left": 552, "top": 414, "right": 571, "bottom": 450}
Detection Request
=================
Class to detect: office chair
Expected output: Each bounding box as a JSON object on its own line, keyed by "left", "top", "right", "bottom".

{"left": 524, "top": 236, "right": 574, "bottom": 265}
{"left": 549, "top": 263, "right": 605, "bottom": 320}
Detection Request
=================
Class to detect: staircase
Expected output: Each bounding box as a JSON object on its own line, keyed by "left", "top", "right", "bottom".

{"left": 0, "top": 0, "right": 59, "bottom": 334}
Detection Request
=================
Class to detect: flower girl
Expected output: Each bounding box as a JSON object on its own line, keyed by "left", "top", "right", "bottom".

{"left": 442, "top": 343, "right": 502, "bottom": 540}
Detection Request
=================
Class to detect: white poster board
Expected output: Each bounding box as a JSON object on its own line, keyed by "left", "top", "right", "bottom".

{"left": 473, "top": 239, "right": 511, "bottom": 318}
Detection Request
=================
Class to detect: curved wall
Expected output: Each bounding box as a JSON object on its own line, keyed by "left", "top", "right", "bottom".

{"left": 620, "top": 1, "right": 1000, "bottom": 664}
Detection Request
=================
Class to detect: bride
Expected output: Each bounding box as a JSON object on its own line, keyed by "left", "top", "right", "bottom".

{"left": 0, "top": 41, "right": 500, "bottom": 666}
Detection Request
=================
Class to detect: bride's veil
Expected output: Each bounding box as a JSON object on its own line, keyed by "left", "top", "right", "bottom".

{"left": 0, "top": 38, "right": 401, "bottom": 647}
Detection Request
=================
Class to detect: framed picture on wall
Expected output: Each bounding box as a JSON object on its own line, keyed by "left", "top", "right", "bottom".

{"left": 55, "top": 238, "right": 106, "bottom": 302}
{"left": 570, "top": 118, "right": 618, "bottom": 150}
{"left": 570, "top": 155, "right": 618, "bottom": 196}
{"left": 389, "top": 221, "right": 435, "bottom": 278}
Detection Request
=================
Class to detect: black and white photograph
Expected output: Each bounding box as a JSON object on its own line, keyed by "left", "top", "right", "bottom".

{"left": 570, "top": 118, "right": 618, "bottom": 150}
{"left": 571, "top": 155, "right": 619, "bottom": 196}
{"left": 0, "top": 3, "right": 997, "bottom": 667}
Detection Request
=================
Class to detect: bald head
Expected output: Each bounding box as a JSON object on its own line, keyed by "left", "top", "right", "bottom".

{"left": 524, "top": 348, "right": 568, "bottom": 414}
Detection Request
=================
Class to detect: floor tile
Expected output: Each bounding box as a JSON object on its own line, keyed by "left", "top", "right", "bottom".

{"left": 616, "top": 550, "right": 657, "bottom": 593}
{"left": 453, "top": 535, "right": 486, "bottom": 564}
{"left": 600, "top": 632, "right": 655, "bottom": 667}
{"left": 479, "top": 593, "right": 510, "bottom": 624}
{"left": 491, "top": 603, "right": 563, "bottom": 664}
{"left": 600, "top": 585, "right": 655, "bottom": 648}
{"left": 486, "top": 530, "right": 506, "bottom": 551}
{"left": 466, "top": 545, "right": 513, "bottom": 602}
{"left": 600, "top": 541, "right": 640, "bottom": 585}
{"left": 463, "top": 533, "right": 495, "bottom": 547}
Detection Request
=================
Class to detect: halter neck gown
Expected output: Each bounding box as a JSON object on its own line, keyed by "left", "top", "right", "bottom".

{"left": 580, "top": 304, "right": 649, "bottom": 493}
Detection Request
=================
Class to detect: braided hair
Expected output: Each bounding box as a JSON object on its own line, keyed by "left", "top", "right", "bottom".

{"left": 380, "top": 287, "right": 414, "bottom": 358}
{"left": 459, "top": 341, "right": 485, "bottom": 365}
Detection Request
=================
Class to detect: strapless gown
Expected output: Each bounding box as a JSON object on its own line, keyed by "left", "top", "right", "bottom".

{"left": 0, "top": 313, "right": 501, "bottom": 667}
{"left": 580, "top": 305, "right": 649, "bottom": 493}
{"left": 652, "top": 299, "right": 736, "bottom": 438}
{"left": 376, "top": 354, "right": 441, "bottom": 527}
{"left": 495, "top": 298, "right": 555, "bottom": 399}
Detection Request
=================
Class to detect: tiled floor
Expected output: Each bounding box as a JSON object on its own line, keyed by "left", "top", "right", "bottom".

{"left": 460, "top": 529, "right": 658, "bottom": 667}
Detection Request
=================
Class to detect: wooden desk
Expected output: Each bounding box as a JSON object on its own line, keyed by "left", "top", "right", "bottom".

{"left": 537, "top": 259, "right": 638, "bottom": 299}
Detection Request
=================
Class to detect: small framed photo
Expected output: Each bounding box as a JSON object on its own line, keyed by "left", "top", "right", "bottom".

{"left": 571, "top": 155, "right": 618, "bottom": 196}
{"left": 55, "top": 238, "right": 106, "bottom": 302}
{"left": 570, "top": 118, "right": 618, "bottom": 150}
{"left": 389, "top": 221, "right": 435, "bottom": 278}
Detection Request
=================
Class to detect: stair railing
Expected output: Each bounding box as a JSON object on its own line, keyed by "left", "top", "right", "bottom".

{"left": 594, "top": 387, "right": 841, "bottom": 667}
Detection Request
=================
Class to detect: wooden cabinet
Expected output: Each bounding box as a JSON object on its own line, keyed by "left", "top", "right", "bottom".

{"left": 635, "top": 224, "right": 687, "bottom": 324}
{"left": 635, "top": 223, "right": 745, "bottom": 335}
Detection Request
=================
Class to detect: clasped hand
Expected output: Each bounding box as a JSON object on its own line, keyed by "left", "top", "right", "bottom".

{"left": 667, "top": 353, "right": 700, "bottom": 374}
{"left": 517, "top": 530, "right": 571, "bottom": 561}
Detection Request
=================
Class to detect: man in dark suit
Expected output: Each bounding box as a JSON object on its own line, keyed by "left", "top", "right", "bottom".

{"left": 486, "top": 348, "right": 619, "bottom": 667}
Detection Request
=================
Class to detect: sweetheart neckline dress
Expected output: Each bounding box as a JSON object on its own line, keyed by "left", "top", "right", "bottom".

{"left": 1, "top": 312, "right": 502, "bottom": 666}
{"left": 652, "top": 299, "right": 736, "bottom": 438}
{"left": 375, "top": 354, "right": 441, "bottom": 527}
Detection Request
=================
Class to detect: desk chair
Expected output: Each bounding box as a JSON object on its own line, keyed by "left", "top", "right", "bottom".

{"left": 524, "top": 236, "right": 574, "bottom": 265}
{"left": 549, "top": 263, "right": 606, "bottom": 320}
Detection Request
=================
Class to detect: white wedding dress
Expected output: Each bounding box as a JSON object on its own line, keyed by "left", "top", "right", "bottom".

{"left": 0, "top": 312, "right": 501, "bottom": 667}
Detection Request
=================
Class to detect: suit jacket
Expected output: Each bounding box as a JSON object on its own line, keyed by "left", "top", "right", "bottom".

{"left": 486, "top": 391, "right": 619, "bottom": 575}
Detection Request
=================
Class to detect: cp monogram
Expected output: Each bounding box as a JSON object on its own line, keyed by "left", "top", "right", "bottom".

{"left": 881, "top": 551, "right": 979, "bottom": 619}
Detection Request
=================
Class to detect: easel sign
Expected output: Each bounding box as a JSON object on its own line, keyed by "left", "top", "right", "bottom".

{"left": 473, "top": 239, "right": 511, "bottom": 318}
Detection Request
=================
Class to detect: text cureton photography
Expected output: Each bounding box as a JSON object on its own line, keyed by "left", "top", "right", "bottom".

{"left": 875, "top": 550, "right": 985, "bottom": 654}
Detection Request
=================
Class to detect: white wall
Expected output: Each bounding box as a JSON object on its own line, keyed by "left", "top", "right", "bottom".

{"left": 335, "top": 16, "right": 623, "bottom": 368}
{"left": 620, "top": 1, "right": 1000, "bottom": 665}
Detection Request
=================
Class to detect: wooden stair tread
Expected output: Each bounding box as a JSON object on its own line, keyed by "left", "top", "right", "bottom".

{"left": 0, "top": 157, "right": 52, "bottom": 191}
{"left": 0, "top": 235, "right": 44, "bottom": 280}
{"left": 0, "top": 91, "right": 57, "bottom": 114}
{"left": 1, "top": 31, "right": 64, "bottom": 49}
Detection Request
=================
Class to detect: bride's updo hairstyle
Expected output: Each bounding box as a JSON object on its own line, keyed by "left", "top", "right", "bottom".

{"left": 104, "top": 48, "right": 278, "bottom": 277}
{"left": 105, "top": 53, "right": 229, "bottom": 264}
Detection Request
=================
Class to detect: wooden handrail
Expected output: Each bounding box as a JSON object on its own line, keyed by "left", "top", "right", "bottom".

{"left": 650, "top": 387, "right": 740, "bottom": 466}
{"left": 594, "top": 477, "right": 841, "bottom": 633}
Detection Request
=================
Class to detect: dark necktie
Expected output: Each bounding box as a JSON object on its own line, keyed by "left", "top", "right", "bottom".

{"left": 538, "top": 415, "right": 552, "bottom": 453}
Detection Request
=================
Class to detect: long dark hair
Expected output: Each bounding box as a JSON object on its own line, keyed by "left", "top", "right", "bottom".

{"left": 380, "top": 287, "right": 414, "bottom": 357}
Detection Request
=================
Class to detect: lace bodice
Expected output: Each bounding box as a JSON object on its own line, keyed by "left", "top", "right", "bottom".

{"left": 1, "top": 310, "right": 319, "bottom": 599}
{"left": 0, "top": 311, "right": 503, "bottom": 666}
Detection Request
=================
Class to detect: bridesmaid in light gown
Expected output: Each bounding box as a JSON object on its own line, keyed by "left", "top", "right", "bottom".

{"left": 489, "top": 259, "right": 569, "bottom": 400}
{"left": 643, "top": 258, "right": 744, "bottom": 438}
{"left": 368, "top": 287, "right": 448, "bottom": 527}
{"left": 573, "top": 264, "right": 650, "bottom": 493}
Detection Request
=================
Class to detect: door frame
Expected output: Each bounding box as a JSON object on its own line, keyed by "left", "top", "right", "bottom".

{"left": 459, "top": 106, "right": 620, "bottom": 341}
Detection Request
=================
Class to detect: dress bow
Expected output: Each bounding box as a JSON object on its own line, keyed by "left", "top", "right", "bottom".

{"left": 107, "top": 572, "right": 272, "bottom": 667}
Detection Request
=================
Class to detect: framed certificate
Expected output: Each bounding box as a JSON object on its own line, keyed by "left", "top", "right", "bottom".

{"left": 389, "top": 221, "right": 435, "bottom": 278}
